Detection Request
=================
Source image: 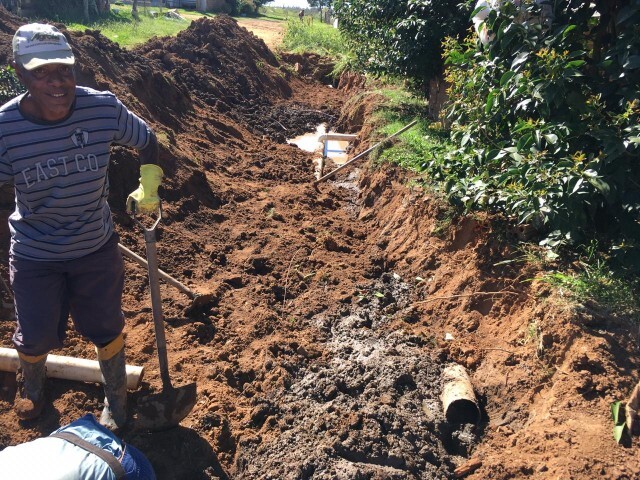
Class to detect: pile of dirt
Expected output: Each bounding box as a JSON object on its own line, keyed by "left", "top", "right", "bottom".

{"left": 0, "top": 7, "right": 638, "bottom": 480}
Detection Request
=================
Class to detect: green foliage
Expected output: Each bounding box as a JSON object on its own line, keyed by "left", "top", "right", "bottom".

{"left": 282, "top": 18, "right": 344, "bottom": 56}
{"left": 0, "top": 67, "right": 25, "bottom": 105}
{"left": 439, "top": 0, "right": 640, "bottom": 261}
{"left": 611, "top": 401, "right": 628, "bottom": 444}
{"left": 307, "top": 0, "right": 331, "bottom": 10}
{"left": 334, "top": 0, "right": 472, "bottom": 89}
{"left": 541, "top": 268, "right": 640, "bottom": 315}
{"left": 235, "top": 0, "right": 271, "bottom": 15}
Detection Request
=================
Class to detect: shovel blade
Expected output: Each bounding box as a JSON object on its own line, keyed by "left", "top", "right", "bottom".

{"left": 134, "top": 382, "right": 197, "bottom": 431}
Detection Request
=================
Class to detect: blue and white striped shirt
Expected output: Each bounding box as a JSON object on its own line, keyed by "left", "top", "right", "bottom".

{"left": 0, "top": 86, "right": 150, "bottom": 261}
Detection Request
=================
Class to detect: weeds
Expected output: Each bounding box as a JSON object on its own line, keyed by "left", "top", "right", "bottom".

{"left": 281, "top": 19, "right": 344, "bottom": 57}
{"left": 0, "top": 67, "right": 25, "bottom": 104}
{"left": 539, "top": 259, "right": 640, "bottom": 317}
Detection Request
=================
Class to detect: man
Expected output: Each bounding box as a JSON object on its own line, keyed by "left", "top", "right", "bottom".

{"left": 0, "top": 413, "right": 157, "bottom": 479}
{"left": 0, "top": 23, "right": 164, "bottom": 429}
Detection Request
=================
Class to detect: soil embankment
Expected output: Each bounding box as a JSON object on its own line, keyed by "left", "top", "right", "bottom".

{"left": 0, "top": 8, "right": 638, "bottom": 480}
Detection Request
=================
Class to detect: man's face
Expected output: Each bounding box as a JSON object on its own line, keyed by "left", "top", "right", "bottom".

{"left": 14, "top": 62, "right": 76, "bottom": 122}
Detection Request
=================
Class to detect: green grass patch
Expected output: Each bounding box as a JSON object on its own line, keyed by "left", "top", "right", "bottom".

{"left": 362, "top": 87, "right": 452, "bottom": 175}
{"left": 540, "top": 265, "right": 640, "bottom": 316}
{"left": 257, "top": 6, "right": 301, "bottom": 21}
{"left": 66, "top": 5, "right": 205, "bottom": 48}
{"left": 282, "top": 19, "right": 344, "bottom": 56}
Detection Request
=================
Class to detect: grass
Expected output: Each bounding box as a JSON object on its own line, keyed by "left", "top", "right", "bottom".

{"left": 540, "top": 265, "right": 640, "bottom": 316}
{"left": 363, "top": 86, "right": 452, "bottom": 175}
{"left": 281, "top": 18, "right": 344, "bottom": 56}
{"left": 257, "top": 6, "right": 302, "bottom": 21}
{"left": 65, "top": 5, "right": 207, "bottom": 48}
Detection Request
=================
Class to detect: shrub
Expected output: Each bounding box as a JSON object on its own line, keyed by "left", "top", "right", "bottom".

{"left": 437, "top": 0, "right": 640, "bottom": 261}
{"left": 334, "top": 0, "right": 471, "bottom": 91}
{"left": 0, "top": 67, "right": 25, "bottom": 105}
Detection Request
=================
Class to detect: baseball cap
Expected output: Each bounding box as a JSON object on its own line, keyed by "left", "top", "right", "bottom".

{"left": 12, "top": 23, "right": 75, "bottom": 71}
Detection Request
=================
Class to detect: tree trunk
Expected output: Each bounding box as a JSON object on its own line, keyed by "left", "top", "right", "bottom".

{"left": 83, "top": 0, "right": 90, "bottom": 22}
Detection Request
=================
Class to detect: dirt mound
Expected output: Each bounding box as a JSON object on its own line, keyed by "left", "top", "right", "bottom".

{"left": 0, "top": 7, "right": 639, "bottom": 480}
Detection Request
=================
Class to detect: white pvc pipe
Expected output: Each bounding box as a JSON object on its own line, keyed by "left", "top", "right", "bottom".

{"left": 0, "top": 347, "right": 144, "bottom": 390}
{"left": 318, "top": 133, "right": 358, "bottom": 142}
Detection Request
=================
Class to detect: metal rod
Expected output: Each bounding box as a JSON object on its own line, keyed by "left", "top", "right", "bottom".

{"left": 118, "top": 243, "right": 196, "bottom": 299}
{"left": 314, "top": 120, "right": 418, "bottom": 184}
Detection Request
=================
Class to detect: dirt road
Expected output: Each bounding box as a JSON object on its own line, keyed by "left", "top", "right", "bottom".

{"left": 0, "top": 11, "right": 638, "bottom": 480}
{"left": 236, "top": 17, "right": 285, "bottom": 49}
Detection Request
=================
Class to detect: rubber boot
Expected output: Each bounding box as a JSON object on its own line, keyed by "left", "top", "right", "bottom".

{"left": 15, "top": 352, "right": 47, "bottom": 420}
{"left": 97, "top": 334, "right": 128, "bottom": 430}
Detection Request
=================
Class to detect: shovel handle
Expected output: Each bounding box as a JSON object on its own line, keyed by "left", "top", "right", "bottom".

{"left": 133, "top": 205, "right": 173, "bottom": 390}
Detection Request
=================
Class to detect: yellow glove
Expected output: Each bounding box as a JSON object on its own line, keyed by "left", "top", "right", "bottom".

{"left": 126, "top": 164, "right": 163, "bottom": 214}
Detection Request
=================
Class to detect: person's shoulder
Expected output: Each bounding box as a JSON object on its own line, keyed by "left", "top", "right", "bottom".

{"left": 75, "top": 86, "right": 118, "bottom": 105}
{"left": 0, "top": 95, "right": 23, "bottom": 116}
{"left": 76, "top": 86, "right": 116, "bottom": 99}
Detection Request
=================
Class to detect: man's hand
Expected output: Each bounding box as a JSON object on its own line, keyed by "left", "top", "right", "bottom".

{"left": 126, "top": 164, "right": 164, "bottom": 214}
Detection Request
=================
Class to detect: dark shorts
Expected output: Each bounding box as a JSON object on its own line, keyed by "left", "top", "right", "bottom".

{"left": 10, "top": 233, "right": 125, "bottom": 356}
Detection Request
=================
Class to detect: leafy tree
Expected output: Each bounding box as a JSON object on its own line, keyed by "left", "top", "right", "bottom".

{"left": 334, "top": 0, "right": 471, "bottom": 90}
{"left": 438, "top": 0, "right": 640, "bottom": 262}
{"left": 237, "top": 0, "right": 270, "bottom": 15}
{"left": 308, "top": 0, "right": 331, "bottom": 20}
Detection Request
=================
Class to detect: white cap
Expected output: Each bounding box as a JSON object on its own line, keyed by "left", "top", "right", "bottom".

{"left": 12, "top": 23, "right": 75, "bottom": 71}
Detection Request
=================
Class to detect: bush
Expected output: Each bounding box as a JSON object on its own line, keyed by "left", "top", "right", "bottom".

{"left": 0, "top": 67, "right": 25, "bottom": 105}
{"left": 437, "top": 0, "right": 640, "bottom": 261}
{"left": 334, "top": 0, "right": 471, "bottom": 91}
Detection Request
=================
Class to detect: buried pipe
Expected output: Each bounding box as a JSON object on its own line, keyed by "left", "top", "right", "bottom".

{"left": 0, "top": 347, "right": 144, "bottom": 390}
{"left": 314, "top": 120, "right": 418, "bottom": 184}
{"left": 441, "top": 363, "right": 480, "bottom": 424}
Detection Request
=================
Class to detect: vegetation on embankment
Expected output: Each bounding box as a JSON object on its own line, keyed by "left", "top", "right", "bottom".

{"left": 64, "top": 5, "right": 203, "bottom": 48}
{"left": 281, "top": 18, "right": 343, "bottom": 56}
{"left": 330, "top": 0, "right": 640, "bottom": 318}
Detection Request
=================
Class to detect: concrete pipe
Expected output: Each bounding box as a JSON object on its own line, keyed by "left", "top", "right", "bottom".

{"left": 440, "top": 363, "right": 480, "bottom": 424}
{"left": 0, "top": 347, "right": 144, "bottom": 390}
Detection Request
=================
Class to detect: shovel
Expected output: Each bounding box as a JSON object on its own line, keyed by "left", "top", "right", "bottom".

{"left": 132, "top": 206, "right": 197, "bottom": 430}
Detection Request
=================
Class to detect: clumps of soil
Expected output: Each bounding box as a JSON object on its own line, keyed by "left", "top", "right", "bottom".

{"left": 136, "top": 16, "right": 290, "bottom": 107}
{"left": 234, "top": 273, "right": 479, "bottom": 479}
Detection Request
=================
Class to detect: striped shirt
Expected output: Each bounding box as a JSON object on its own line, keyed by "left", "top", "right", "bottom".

{"left": 0, "top": 86, "right": 150, "bottom": 261}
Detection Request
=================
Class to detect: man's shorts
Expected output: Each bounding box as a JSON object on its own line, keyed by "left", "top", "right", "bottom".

{"left": 10, "top": 233, "right": 125, "bottom": 355}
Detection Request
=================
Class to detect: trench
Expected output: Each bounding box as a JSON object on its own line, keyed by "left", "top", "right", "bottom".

{"left": 225, "top": 158, "right": 482, "bottom": 478}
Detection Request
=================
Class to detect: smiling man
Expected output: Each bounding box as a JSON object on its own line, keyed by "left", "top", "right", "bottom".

{"left": 0, "top": 23, "right": 164, "bottom": 429}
